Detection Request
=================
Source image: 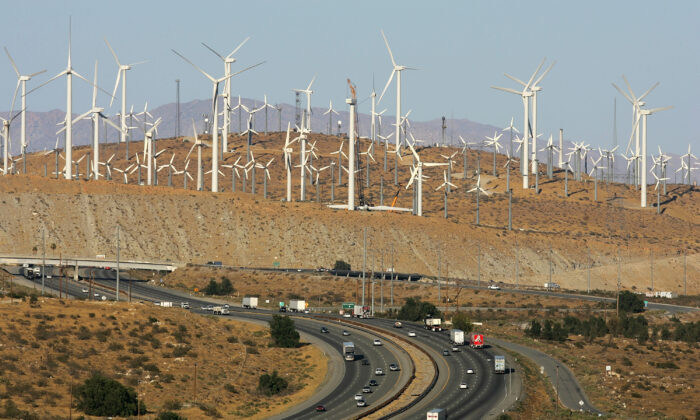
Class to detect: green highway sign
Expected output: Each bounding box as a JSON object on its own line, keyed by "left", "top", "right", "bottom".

{"left": 279, "top": 302, "right": 285, "bottom": 307}
{"left": 342, "top": 302, "right": 355, "bottom": 309}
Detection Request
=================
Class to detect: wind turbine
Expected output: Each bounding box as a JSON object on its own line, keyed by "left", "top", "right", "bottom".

{"left": 378, "top": 30, "right": 417, "bottom": 152}
{"left": 185, "top": 119, "right": 207, "bottom": 191}
{"left": 26, "top": 18, "right": 109, "bottom": 179}
{"left": 5, "top": 47, "right": 46, "bottom": 173}
{"left": 172, "top": 49, "right": 263, "bottom": 192}
{"left": 627, "top": 104, "right": 673, "bottom": 207}
{"left": 492, "top": 59, "right": 545, "bottom": 188}
{"left": 330, "top": 139, "right": 347, "bottom": 186}
{"left": 436, "top": 169, "right": 458, "bottom": 219}
{"left": 104, "top": 38, "right": 145, "bottom": 148}
{"left": 681, "top": 144, "right": 697, "bottom": 185}
{"left": 468, "top": 174, "right": 489, "bottom": 225}
{"left": 540, "top": 134, "right": 559, "bottom": 179}
{"left": 323, "top": 100, "right": 339, "bottom": 136}
{"left": 253, "top": 94, "right": 276, "bottom": 135}
{"left": 502, "top": 116, "right": 519, "bottom": 159}
{"left": 405, "top": 139, "right": 446, "bottom": 216}
{"left": 484, "top": 132, "right": 503, "bottom": 177}
{"left": 144, "top": 118, "right": 162, "bottom": 185}
{"left": 201, "top": 36, "right": 250, "bottom": 150}
{"left": 459, "top": 135, "right": 475, "bottom": 178}
{"left": 0, "top": 110, "right": 22, "bottom": 175}
{"left": 293, "top": 76, "right": 316, "bottom": 132}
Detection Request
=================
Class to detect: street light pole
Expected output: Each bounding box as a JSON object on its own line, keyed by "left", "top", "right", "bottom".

{"left": 116, "top": 226, "right": 120, "bottom": 302}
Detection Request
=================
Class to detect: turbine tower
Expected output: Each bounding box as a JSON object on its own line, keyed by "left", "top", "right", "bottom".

{"left": 293, "top": 76, "right": 316, "bottom": 132}
{"left": 104, "top": 39, "right": 145, "bottom": 147}
{"left": 378, "top": 30, "right": 417, "bottom": 152}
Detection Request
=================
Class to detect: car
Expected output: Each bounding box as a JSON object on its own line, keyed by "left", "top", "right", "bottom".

{"left": 279, "top": 307, "right": 287, "bottom": 312}
{"left": 460, "top": 382, "right": 468, "bottom": 389}
{"left": 373, "top": 339, "right": 382, "bottom": 346}
{"left": 315, "top": 405, "right": 326, "bottom": 412}
{"left": 304, "top": 309, "right": 310, "bottom": 314}
{"left": 354, "top": 394, "right": 363, "bottom": 401}
{"left": 320, "top": 327, "right": 329, "bottom": 334}
{"left": 375, "top": 368, "right": 384, "bottom": 376}
{"left": 205, "top": 305, "right": 213, "bottom": 311}
{"left": 93, "top": 293, "right": 100, "bottom": 298}
{"left": 223, "top": 304, "right": 230, "bottom": 309}
{"left": 342, "top": 330, "right": 350, "bottom": 336}
{"left": 81, "top": 288, "right": 88, "bottom": 293}
{"left": 488, "top": 284, "right": 501, "bottom": 290}
{"left": 467, "top": 369, "right": 475, "bottom": 374}
{"left": 343, "top": 313, "right": 351, "bottom": 318}
{"left": 443, "top": 350, "right": 450, "bottom": 356}
{"left": 356, "top": 399, "right": 366, "bottom": 407}
{"left": 389, "top": 363, "right": 399, "bottom": 371}
{"left": 408, "top": 331, "right": 416, "bottom": 337}
{"left": 368, "top": 379, "right": 378, "bottom": 387}
{"left": 362, "top": 386, "right": 371, "bottom": 393}
{"left": 361, "top": 359, "right": 370, "bottom": 366}
{"left": 452, "top": 346, "right": 460, "bottom": 352}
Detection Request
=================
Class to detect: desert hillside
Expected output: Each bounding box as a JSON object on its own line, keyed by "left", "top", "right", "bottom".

{"left": 0, "top": 132, "right": 697, "bottom": 294}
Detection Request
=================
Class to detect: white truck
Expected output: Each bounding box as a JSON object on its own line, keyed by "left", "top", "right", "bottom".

{"left": 289, "top": 299, "right": 306, "bottom": 312}
{"left": 543, "top": 282, "right": 560, "bottom": 289}
{"left": 159, "top": 302, "right": 173, "bottom": 308}
{"left": 494, "top": 355, "right": 506, "bottom": 374}
{"left": 426, "top": 408, "right": 446, "bottom": 420}
{"left": 450, "top": 329, "right": 465, "bottom": 345}
{"left": 424, "top": 317, "right": 442, "bottom": 332}
{"left": 242, "top": 296, "right": 258, "bottom": 309}
{"left": 212, "top": 306, "right": 229, "bottom": 315}
{"left": 354, "top": 305, "right": 371, "bottom": 318}
{"left": 343, "top": 341, "right": 355, "bottom": 361}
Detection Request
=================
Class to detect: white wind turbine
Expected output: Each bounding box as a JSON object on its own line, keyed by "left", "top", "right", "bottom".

{"left": 492, "top": 60, "right": 545, "bottom": 188}
{"left": 459, "top": 135, "right": 475, "bottom": 178}
{"left": 104, "top": 39, "right": 146, "bottom": 147}
{"left": 680, "top": 144, "right": 697, "bottom": 185}
{"left": 26, "top": 19, "right": 109, "bottom": 179}
{"left": 436, "top": 169, "right": 458, "bottom": 219}
{"left": 282, "top": 123, "right": 298, "bottom": 202}
{"left": 468, "top": 174, "right": 489, "bottom": 225}
{"left": 484, "top": 132, "right": 503, "bottom": 177}
{"left": 330, "top": 139, "right": 347, "bottom": 186}
{"left": 540, "top": 134, "right": 559, "bottom": 179}
{"left": 503, "top": 59, "right": 555, "bottom": 174}
{"left": 502, "top": 116, "right": 520, "bottom": 159}
{"left": 323, "top": 100, "right": 339, "bottom": 135}
{"left": 293, "top": 76, "right": 316, "bottom": 132}
{"left": 0, "top": 111, "right": 22, "bottom": 175}
{"left": 378, "top": 30, "right": 417, "bottom": 152}
{"left": 627, "top": 103, "right": 673, "bottom": 207}
{"left": 201, "top": 37, "right": 250, "bottom": 149}
{"left": 185, "top": 119, "right": 206, "bottom": 191}
{"left": 143, "top": 118, "right": 162, "bottom": 185}
{"left": 253, "top": 94, "right": 276, "bottom": 135}
{"left": 172, "top": 49, "right": 263, "bottom": 192}
{"left": 405, "top": 139, "right": 447, "bottom": 217}
{"left": 5, "top": 47, "right": 45, "bottom": 172}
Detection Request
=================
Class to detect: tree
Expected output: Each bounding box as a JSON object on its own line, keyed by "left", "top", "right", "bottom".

{"left": 397, "top": 297, "right": 441, "bottom": 322}
{"left": 269, "top": 315, "right": 300, "bottom": 348}
{"left": 333, "top": 260, "right": 351, "bottom": 271}
{"left": 74, "top": 373, "right": 141, "bottom": 416}
{"left": 526, "top": 320, "right": 542, "bottom": 338}
{"left": 219, "top": 278, "right": 234, "bottom": 295}
{"left": 258, "top": 370, "right": 288, "bottom": 396}
{"left": 203, "top": 279, "right": 219, "bottom": 295}
{"left": 155, "top": 412, "right": 187, "bottom": 420}
{"left": 451, "top": 312, "right": 473, "bottom": 333}
{"left": 618, "top": 291, "right": 644, "bottom": 313}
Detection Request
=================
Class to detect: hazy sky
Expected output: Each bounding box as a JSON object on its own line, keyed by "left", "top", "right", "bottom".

{"left": 2, "top": 0, "right": 697, "bottom": 154}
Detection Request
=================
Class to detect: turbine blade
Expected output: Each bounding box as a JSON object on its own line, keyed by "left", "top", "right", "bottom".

{"left": 227, "top": 36, "right": 250, "bottom": 59}
{"left": 171, "top": 49, "right": 216, "bottom": 82}
{"left": 201, "top": 42, "right": 224, "bottom": 61}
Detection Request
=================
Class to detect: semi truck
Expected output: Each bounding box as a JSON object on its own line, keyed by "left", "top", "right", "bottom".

{"left": 159, "top": 302, "right": 173, "bottom": 308}
{"left": 471, "top": 333, "right": 484, "bottom": 349}
{"left": 424, "top": 317, "right": 442, "bottom": 332}
{"left": 343, "top": 342, "right": 355, "bottom": 361}
{"left": 450, "top": 329, "right": 465, "bottom": 345}
{"left": 494, "top": 355, "right": 506, "bottom": 373}
{"left": 289, "top": 299, "right": 306, "bottom": 312}
{"left": 242, "top": 296, "right": 258, "bottom": 309}
{"left": 353, "top": 305, "right": 371, "bottom": 318}
{"left": 213, "top": 306, "right": 229, "bottom": 315}
{"left": 426, "top": 408, "right": 446, "bottom": 420}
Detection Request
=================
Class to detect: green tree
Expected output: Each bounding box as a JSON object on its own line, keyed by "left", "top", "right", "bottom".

{"left": 258, "top": 370, "right": 288, "bottom": 396}
{"left": 333, "top": 260, "right": 351, "bottom": 270}
{"left": 269, "top": 315, "right": 300, "bottom": 348}
{"left": 74, "top": 373, "right": 142, "bottom": 416}
{"left": 219, "top": 278, "right": 234, "bottom": 295}
{"left": 618, "top": 291, "right": 645, "bottom": 313}
{"left": 526, "top": 320, "right": 542, "bottom": 338}
{"left": 451, "top": 312, "right": 473, "bottom": 333}
{"left": 397, "top": 297, "right": 441, "bottom": 322}
{"left": 203, "top": 279, "right": 219, "bottom": 295}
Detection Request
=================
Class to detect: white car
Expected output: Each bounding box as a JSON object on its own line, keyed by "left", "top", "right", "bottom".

{"left": 375, "top": 368, "right": 384, "bottom": 376}
{"left": 81, "top": 288, "right": 88, "bottom": 293}
{"left": 488, "top": 284, "right": 501, "bottom": 290}
{"left": 373, "top": 339, "right": 382, "bottom": 346}
{"left": 93, "top": 293, "right": 100, "bottom": 298}
{"left": 343, "top": 313, "right": 352, "bottom": 318}
{"left": 408, "top": 331, "right": 416, "bottom": 337}
{"left": 354, "top": 393, "right": 363, "bottom": 401}
{"left": 467, "top": 369, "right": 475, "bottom": 374}
{"left": 356, "top": 399, "right": 366, "bottom": 407}
{"left": 460, "top": 382, "right": 468, "bottom": 389}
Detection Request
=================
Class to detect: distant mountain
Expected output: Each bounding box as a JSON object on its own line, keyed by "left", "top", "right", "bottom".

{"left": 1, "top": 98, "right": 696, "bottom": 184}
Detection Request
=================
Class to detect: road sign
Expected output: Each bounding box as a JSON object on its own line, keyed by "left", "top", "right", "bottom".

{"left": 194, "top": 287, "right": 199, "bottom": 292}
{"left": 342, "top": 302, "right": 355, "bottom": 309}
{"left": 273, "top": 261, "right": 280, "bottom": 268}
{"left": 279, "top": 301, "right": 285, "bottom": 307}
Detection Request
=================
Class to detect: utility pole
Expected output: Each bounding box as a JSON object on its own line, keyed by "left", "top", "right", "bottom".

{"left": 515, "top": 239, "right": 519, "bottom": 289}
{"left": 194, "top": 362, "right": 197, "bottom": 404}
{"left": 116, "top": 226, "right": 120, "bottom": 302}
{"left": 437, "top": 248, "right": 441, "bottom": 306}
{"left": 684, "top": 251, "right": 687, "bottom": 295}
{"left": 441, "top": 116, "right": 446, "bottom": 146}
{"left": 477, "top": 241, "right": 481, "bottom": 288}
{"left": 362, "top": 227, "right": 367, "bottom": 307}
{"left": 587, "top": 248, "right": 591, "bottom": 294}
{"left": 616, "top": 247, "right": 621, "bottom": 317}
{"left": 380, "top": 251, "right": 384, "bottom": 313}
{"left": 42, "top": 229, "right": 46, "bottom": 296}
{"left": 650, "top": 250, "right": 654, "bottom": 291}
{"left": 390, "top": 244, "right": 394, "bottom": 306}
{"left": 175, "top": 79, "right": 181, "bottom": 138}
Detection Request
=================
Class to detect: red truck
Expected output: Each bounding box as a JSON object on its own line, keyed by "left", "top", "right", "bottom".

{"left": 471, "top": 333, "right": 484, "bottom": 349}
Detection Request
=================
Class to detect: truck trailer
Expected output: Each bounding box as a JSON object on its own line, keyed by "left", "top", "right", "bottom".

{"left": 289, "top": 299, "right": 306, "bottom": 312}
{"left": 450, "top": 329, "right": 465, "bottom": 345}
{"left": 494, "top": 355, "right": 506, "bottom": 373}
{"left": 471, "top": 333, "right": 484, "bottom": 349}
{"left": 343, "top": 342, "right": 355, "bottom": 361}
{"left": 424, "top": 317, "right": 442, "bottom": 332}
{"left": 353, "top": 305, "right": 371, "bottom": 318}
{"left": 426, "top": 408, "right": 446, "bottom": 420}
{"left": 242, "top": 296, "right": 258, "bottom": 309}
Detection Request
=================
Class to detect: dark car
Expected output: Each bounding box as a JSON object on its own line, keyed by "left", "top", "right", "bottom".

{"left": 361, "top": 359, "right": 370, "bottom": 366}
{"left": 320, "top": 327, "right": 329, "bottom": 334}
{"left": 279, "top": 307, "right": 287, "bottom": 312}
{"left": 368, "top": 379, "right": 378, "bottom": 386}
{"left": 315, "top": 405, "right": 326, "bottom": 412}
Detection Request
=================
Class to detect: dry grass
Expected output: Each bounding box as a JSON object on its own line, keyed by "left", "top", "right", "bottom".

{"left": 0, "top": 298, "right": 326, "bottom": 419}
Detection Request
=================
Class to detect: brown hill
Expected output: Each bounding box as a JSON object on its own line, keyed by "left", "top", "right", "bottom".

{"left": 0, "top": 132, "right": 698, "bottom": 294}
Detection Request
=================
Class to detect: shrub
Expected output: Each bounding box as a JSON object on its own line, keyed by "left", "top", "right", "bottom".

{"left": 269, "top": 315, "right": 299, "bottom": 348}
{"left": 333, "top": 260, "right": 351, "bottom": 271}
{"left": 226, "top": 336, "right": 238, "bottom": 343}
{"left": 224, "top": 383, "right": 237, "bottom": 393}
{"left": 258, "top": 370, "right": 288, "bottom": 396}
{"left": 397, "top": 297, "right": 441, "bottom": 322}
{"left": 156, "top": 412, "right": 187, "bottom": 420}
{"left": 162, "top": 399, "right": 182, "bottom": 410}
{"left": 451, "top": 312, "right": 474, "bottom": 333}
{"left": 74, "top": 373, "right": 142, "bottom": 416}
{"left": 618, "top": 291, "right": 645, "bottom": 313}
